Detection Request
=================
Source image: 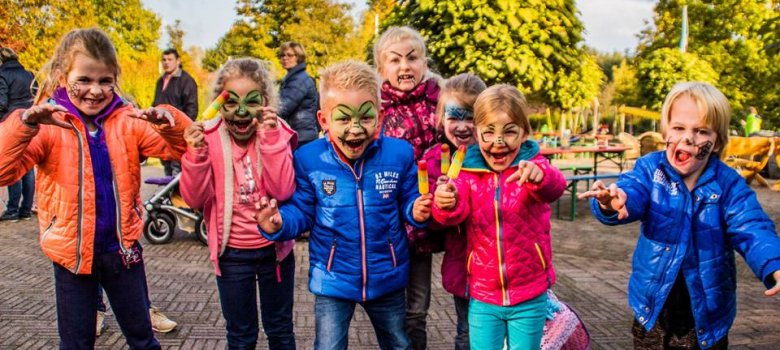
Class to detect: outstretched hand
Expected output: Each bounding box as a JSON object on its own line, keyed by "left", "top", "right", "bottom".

{"left": 434, "top": 182, "right": 458, "bottom": 210}
{"left": 128, "top": 107, "right": 175, "bottom": 127}
{"left": 506, "top": 160, "right": 543, "bottom": 185}
{"left": 255, "top": 196, "right": 283, "bottom": 233}
{"left": 21, "top": 104, "right": 71, "bottom": 129}
{"left": 577, "top": 180, "right": 629, "bottom": 220}
{"left": 765, "top": 270, "right": 780, "bottom": 297}
{"left": 413, "top": 193, "right": 433, "bottom": 222}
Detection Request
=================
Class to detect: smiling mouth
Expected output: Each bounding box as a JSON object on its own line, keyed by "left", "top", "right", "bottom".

{"left": 674, "top": 149, "right": 692, "bottom": 164}
{"left": 82, "top": 97, "right": 105, "bottom": 107}
{"left": 343, "top": 138, "right": 367, "bottom": 150}
{"left": 453, "top": 133, "right": 472, "bottom": 143}
{"left": 398, "top": 74, "right": 416, "bottom": 85}
{"left": 226, "top": 119, "right": 255, "bottom": 133}
{"left": 489, "top": 150, "right": 510, "bottom": 163}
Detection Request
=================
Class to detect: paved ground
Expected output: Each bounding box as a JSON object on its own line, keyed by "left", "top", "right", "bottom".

{"left": 1, "top": 164, "right": 779, "bottom": 349}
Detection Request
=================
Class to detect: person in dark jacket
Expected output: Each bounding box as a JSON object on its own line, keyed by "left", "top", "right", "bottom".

{"left": 278, "top": 41, "right": 319, "bottom": 147}
{"left": 153, "top": 48, "right": 198, "bottom": 176}
{"left": 0, "top": 47, "right": 36, "bottom": 222}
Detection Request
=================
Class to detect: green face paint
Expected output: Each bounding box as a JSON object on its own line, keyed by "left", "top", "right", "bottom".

{"left": 331, "top": 101, "right": 377, "bottom": 129}
{"left": 329, "top": 101, "right": 379, "bottom": 159}
{"left": 222, "top": 90, "right": 265, "bottom": 120}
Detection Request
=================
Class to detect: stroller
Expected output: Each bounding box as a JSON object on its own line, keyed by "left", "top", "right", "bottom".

{"left": 142, "top": 173, "right": 207, "bottom": 245}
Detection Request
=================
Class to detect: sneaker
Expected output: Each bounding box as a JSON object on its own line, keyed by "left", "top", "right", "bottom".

{"left": 19, "top": 213, "right": 33, "bottom": 220}
{"left": 0, "top": 212, "right": 19, "bottom": 222}
{"left": 96, "top": 311, "right": 106, "bottom": 337}
{"left": 149, "top": 307, "right": 177, "bottom": 333}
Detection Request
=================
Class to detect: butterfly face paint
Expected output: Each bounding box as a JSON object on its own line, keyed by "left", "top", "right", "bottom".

{"left": 442, "top": 101, "right": 476, "bottom": 147}
{"left": 664, "top": 95, "right": 719, "bottom": 181}
{"left": 329, "top": 101, "right": 378, "bottom": 160}
{"left": 221, "top": 77, "right": 266, "bottom": 141}
{"left": 477, "top": 111, "right": 527, "bottom": 172}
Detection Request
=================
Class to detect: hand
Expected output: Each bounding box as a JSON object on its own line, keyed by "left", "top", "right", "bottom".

{"left": 255, "top": 196, "right": 283, "bottom": 233}
{"left": 184, "top": 122, "right": 206, "bottom": 149}
{"left": 435, "top": 175, "right": 448, "bottom": 186}
{"left": 577, "top": 180, "right": 629, "bottom": 220}
{"left": 413, "top": 193, "right": 433, "bottom": 222}
{"left": 434, "top": 182, "right": 458, "bottom": 210}
{"left": 765, "top": 270, "right": 780, "bottom": 297}
{"left": 129, "top": 107, "right": 175, "bottom": 127}
{"left": 505, "top": 160, "right": 543, "bottom": 185}
{"left": 21, "top": 104, "right": 71, "bottom": 129}
{"left": 259, "top": 106, "right": 278, "bottom": 129}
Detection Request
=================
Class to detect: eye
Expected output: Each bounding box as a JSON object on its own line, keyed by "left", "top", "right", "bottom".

{"left": 390, "top": 57, "right": 400, "bottom": 64}
{"left": 246, "top": 101, "right": 261, "bottom": 107}
{"left": 223, "top": 100, "right": 238, "bottom": 108}
{"left": 672, "top": 126, "right": 684, "bottom": 131}
{"left": 696, "top": 129, "right": 711, "bottom": 135}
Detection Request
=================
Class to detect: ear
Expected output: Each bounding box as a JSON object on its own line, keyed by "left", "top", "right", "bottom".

{"left": 317, "top": 109, "right": 328, "bottom": 132}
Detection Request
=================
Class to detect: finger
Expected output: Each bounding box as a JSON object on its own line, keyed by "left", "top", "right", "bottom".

{"left": 617, "top": 207, "right": 629, "bottom": 220}
{"left": 608, "top": 183, "right": 618, "bottom": 198}
{"left": 765, "top": 283, "right": 780, "bottom": 297}
{"left": 591, "top": 180, "right": 605, "bottom": 192}
{"left": 260, "top": 196, "right": 269, "bottom": 209}
{"left": 269, "top": 198, "right": 278, "bottom": 209}
{"left": 530, "top": 168, "right": 543, "bottom": 184}
{"left": 163, "top": 111, "right": 175, "bottom": 127}
{"left": 577, "top": 190, "right": 600, "bottom": 200}
{"left": 47, "top": 104, "right": 69, "bottom": 113}
{"left": 516, "top": 168, "right": 531, "bottom": 185}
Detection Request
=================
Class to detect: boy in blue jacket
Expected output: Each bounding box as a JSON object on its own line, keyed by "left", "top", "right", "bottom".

{"left": 580, "top": 82, "right": 780, "bottom": 350}
{"left": 257, "top": 60, "right": 432, "bottom": 350}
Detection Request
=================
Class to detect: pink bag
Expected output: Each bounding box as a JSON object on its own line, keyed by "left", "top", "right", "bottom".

{"left": 541, "top": 290, "right": 590, "bottom": 350}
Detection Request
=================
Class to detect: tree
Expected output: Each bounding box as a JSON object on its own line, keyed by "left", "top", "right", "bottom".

{"left": 383, "top": 0, "right": 603, "bottom": 109}
{"left": 611, "top": 59, "right": 641, "bottom": 107}
{"left": 636, "top": 48, "right": 718, "bottom": 110}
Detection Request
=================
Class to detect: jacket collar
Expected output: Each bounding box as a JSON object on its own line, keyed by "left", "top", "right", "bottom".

{"left": 285, "top": 63, "right": 307, "bottom": 78}
{"left": 51, "top": 87, "right": 125, "bottom": 127}
{"left": 461, "top": 140, "right": 540, "bottom": 172}
{"left": 161, "top": 67, "right": 183, "bottom": 79}
{"left": 0, "top": 60, "right": 23, "bottom": 70}
{"left": 326, "top": 131, "right": 381, "bottom": 166}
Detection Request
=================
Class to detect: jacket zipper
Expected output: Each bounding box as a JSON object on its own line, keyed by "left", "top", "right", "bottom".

{"left": 333, "top": 151, "right": 368, "bottom": 301}
{"left": 387, "top": 238, "right": 397, "bottom": 268}
{"left": 327, "top": 238, "right": 337, "bottom": 272}
{"left": 71, "top": 121, "right": 85, "bottom": 274}
{"left": 106, "top": 136, "right": 130, "bottom": 260}
{"left": 467, "top": 250, "right": 474, "bottom": 275}
{"left": 40, "top": 216, "right": 58, "bottom": 244}
{"left": 494, "top": 173, "right": 509, "bottom": 306}
{"left": 535, "top": 242, "right": 547, "bottom": 271}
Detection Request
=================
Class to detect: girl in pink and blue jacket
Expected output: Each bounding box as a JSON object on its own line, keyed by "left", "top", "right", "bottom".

{"left": 433, "top": 84, "right": 566, "bottom": 350}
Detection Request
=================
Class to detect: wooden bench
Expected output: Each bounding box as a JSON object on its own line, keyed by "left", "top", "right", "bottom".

{"left": 555, "top": 173, "right": 621, "bottom": 221}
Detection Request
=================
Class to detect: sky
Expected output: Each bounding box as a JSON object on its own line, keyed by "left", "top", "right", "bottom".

{"left": 142, "top": 0, "right": 656, "bottom": 54}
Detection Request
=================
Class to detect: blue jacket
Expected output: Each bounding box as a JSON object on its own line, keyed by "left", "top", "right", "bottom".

{"left": 262, "top": 136, "right": 424, "bottom": 302}
{"left": 591, "top": 151, "right": 780, "bottom": 348}
{"left": 278, "top": 63, "right": 319, "bottom": 144}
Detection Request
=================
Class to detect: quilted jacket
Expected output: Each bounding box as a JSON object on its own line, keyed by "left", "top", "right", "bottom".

{"left": 261, "top": 135, "right": 425, "bottom": 302}
{"left": 433, "top": 141, "right": 566, "bottom": 306}
{"left": 590, "top": 151, "right": 780, "bottom": 349}
{"left": 0, "top": 103, "right": 190, "bottom": 274}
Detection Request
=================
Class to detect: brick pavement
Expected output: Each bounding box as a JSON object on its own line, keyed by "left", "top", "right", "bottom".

{"left": 1, "top": 165, "right": 778, "bottom": 349}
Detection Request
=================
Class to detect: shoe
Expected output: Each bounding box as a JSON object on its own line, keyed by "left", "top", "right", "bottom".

{"left": 149, "top": 307, "right": 177, "bottom": 333}
{"left": 96, "top": 311, "right": 106, "bottom": 337}
{"left": 0, "top": 212, "right": 19, "bottom": 222}
{"left": 19, "top": 213, "right": 33, "bottom": 220}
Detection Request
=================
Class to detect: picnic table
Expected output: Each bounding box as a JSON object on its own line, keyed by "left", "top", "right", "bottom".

{"left": 540, "top": 145, "right": 632, "bottom": 175}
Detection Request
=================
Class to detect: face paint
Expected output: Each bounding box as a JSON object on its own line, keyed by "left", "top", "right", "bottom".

{"left": 442, "top": 101, "right": 476, "bottom": 147}
{"left": 695, "top": 141, "right": 713, "bottom": 160}
{"left": 444, "top": 104, "right": 473, "bottom": 121}
{"left": 329, "top": 101, "right": 378, "bottom": 160}
{"left": 63, "top": 54, "right": 116, "bottom": 117}
{"left": 476, "top": 111, "right": 526, "bottom": 172}
{"left": 222, "top": 90, "right": 265, "bottom": 119}
{"left": 381, "top": 40, "right": 426, "bottom": 92}
{"left": 220, "top": 77, "right": 267, "bottom": 142}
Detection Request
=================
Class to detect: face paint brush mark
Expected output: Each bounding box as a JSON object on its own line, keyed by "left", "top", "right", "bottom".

{"left": 695, "top": 141, "right": 713, "bottom": 160}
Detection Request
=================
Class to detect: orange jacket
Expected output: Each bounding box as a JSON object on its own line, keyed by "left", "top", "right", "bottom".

{"left": 0, "top": 104, "right": 191, "bottom": 274}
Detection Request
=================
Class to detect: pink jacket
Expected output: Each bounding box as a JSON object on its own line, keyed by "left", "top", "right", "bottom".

{"left": 180, "top": 117, "right": 297, "bottom": 275}
{"left": 433, "top": 142, "right": 566, "bottom": 306}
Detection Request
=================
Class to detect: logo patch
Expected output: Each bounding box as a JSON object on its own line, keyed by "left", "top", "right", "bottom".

{"left": 322, "top": 179, "right": 337, "bottom": 196}
{"left": 374, "top": 171, "right": 400, "bottom": 199}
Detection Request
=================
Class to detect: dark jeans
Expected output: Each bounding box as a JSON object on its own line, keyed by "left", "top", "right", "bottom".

{"left": 216, "top": 246, "right": 296, "bottom": 350}
{"left": 6, "top": 169, "right": 34, "bottom": 216}
{"left": 162, "top": 160, "right": 181, "bottom": 177}
{"left": 406, "top": 252, "right": 432, "bottom": 350}
{"left": 97, "top": 278, "right": 152, "bottom": 312}
{"left": 54, "top": 244, "right": 159, "bottom": 350}
{"left": 315, "top": 288, "right": 411, "bottom": 350}
{"left": 453, "top": 296, "right": 470, "bottom": 350}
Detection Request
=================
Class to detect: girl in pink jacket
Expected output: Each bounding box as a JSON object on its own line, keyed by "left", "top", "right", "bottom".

{"left": 433, "top": 84, "right": 566, "bottom": 350}
{"left": 180, "top": 58, "right": 297, "bottom": 349}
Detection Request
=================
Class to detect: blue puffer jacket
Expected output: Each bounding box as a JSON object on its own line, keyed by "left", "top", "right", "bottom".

{"left": 591, "top": 151, "right": 780, "bottom": 349}
{"left": 278, "top": 63, "right": 319, "bottom": 144}
{"left": 262, "top": 136, "right": 424, "bottom": 302}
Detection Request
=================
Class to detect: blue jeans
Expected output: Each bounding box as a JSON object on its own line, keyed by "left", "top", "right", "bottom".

{"left": 315, "top": 288, "right": 411, "bottom": 350}
{"left": 453, "top": 296, "right": 470, "bottom": 350}
{"left": 216, "top": 246, "right": 296, "bottom": 350}
{"left": 406, "top": 252, "right": 432, "bottom": 350}
{"left": 468, "top": 293, "right": 547, "bottom": 350}
{"left": 6, "top": 169, "right": 34, "bottom": 216}
{"left": 54, "top": 244, "right": 159, "bottom": 350}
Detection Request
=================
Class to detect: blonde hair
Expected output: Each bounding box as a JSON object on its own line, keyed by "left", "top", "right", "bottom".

{"left": 212, "top": 57, "right": 277, "bottom": 107}
{"left": 474, "top": 84, "right": 531, "bottom": 134}
{"left": 660, "top": 82, "right": 730, "bottom": 150}
{"left": 373, "top": 26, "right": 428, "bottom": 75}
{"left": 36, "top": 28, "right": 121, "bottom": 104}
{"left": 319, "top": 60, "right": 381, "bottom": 106}
{"left": 279, "top": 41, "right": 306, "bottom": 64}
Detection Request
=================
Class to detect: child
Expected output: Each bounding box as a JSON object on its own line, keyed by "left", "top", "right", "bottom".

{"left": 420, "top": 73, "right": 486, "bottom": 350}
{"left": 433, "top": 84, "right": 567, "bottom": 349}
{"left": 374, "top": 25, "right": 440, "bottom": 349}
{"left": 579, "top": 82, "right": 780, "bottom": 349}
{"left": 255, "top": 60, "right": 432, "bottom": 349}
{"left": 0, "top": 28, "right": 191, "bottom": 349}
{"left": 179, "top": 57, "right": 297, "bottom": 349}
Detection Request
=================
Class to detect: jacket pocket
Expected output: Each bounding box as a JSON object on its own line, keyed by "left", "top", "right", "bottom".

{"left": 387, "top": 238, "right": 397, "bottom": 268}
{"left": 40, "top": 216, "right": 58, "bottom": 245}
{"left": 326, "top": 239, "right": 337, "bottom": 272}
{"left": 467, "top": 250, "right": 474, "bottom": 275}
{"left": 535, "top": 242, "right": 547, "bottom": 271}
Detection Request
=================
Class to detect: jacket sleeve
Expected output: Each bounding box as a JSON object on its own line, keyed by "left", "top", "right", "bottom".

{"left": 180, "top": 146, "right": 215, "bottom": 210}
{"left": 182, "top": 75, "right": 199, "bottom": 120}
{"left": 525, "top": 154, "right": 566, "bottom": 203}
{"left": 721, "top": 169, "right": 780, "bottom": 288}
{"left": 0, "top": 110, "right": 44, "bottom": 186}
{"left": 432, "top": 175, "right": 471, "bottom": 226}
{"left": 590, "top": 155, "right": 651, "bottom": 225}
{"left": 400, "top": 151, "right": 427, "bottom": 228}
{"left": 136, "top": 105, "right": 192, "bottom": 160}
{"left": 277, "top": 82, "right": 306, "bottom": 122}
{"left": 261, "top": 156, "right": 314, "bottom": 241}
{"left": 260, "top": 124, "right": 296, "bottom": 201}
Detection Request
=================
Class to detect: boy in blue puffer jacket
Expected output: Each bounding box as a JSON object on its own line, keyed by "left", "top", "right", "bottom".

{"left": 256, "top": 60, "right": 432, "bottom": 350}
{"left": 580, "top": 82, "right": 780, "bottom": 350}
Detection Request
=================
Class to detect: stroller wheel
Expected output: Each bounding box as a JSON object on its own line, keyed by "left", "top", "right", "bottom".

{"left": 143, "top": 213, "right": 176, "bottom": 244}
{"left": 195, "top": 216, "right": 208, "bottom": 246}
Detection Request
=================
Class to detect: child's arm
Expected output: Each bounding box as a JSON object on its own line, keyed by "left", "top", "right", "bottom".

{"left": 259, "top": 115, "right": 296, "bottom": 201}
{"left": 432, "top": 176, "right": 470, "bottom": 226}
{"left": 580, "top": 156, "right": 652, "bottom": 224}
{"left": 0, "top": 107, "right": 66, "bottom": 186}
{"left": 179, "top": 122, "right": 215, "bottom": 210}
{"left": 506, "top": 155, "right": 566, "bottom": 203}
{"left": 721, "top": 173, "right": 780, "bottom": 293}
{"left": 133, "top": 105, "right": 192, "bottom": 160}
{"left": 258, "top": 157, "right": 315, "bottom": 241}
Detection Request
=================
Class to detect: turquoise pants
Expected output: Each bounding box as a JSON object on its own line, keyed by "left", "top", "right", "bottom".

{"left": 468, "top": 293, "right": 547, "bottom": 350}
